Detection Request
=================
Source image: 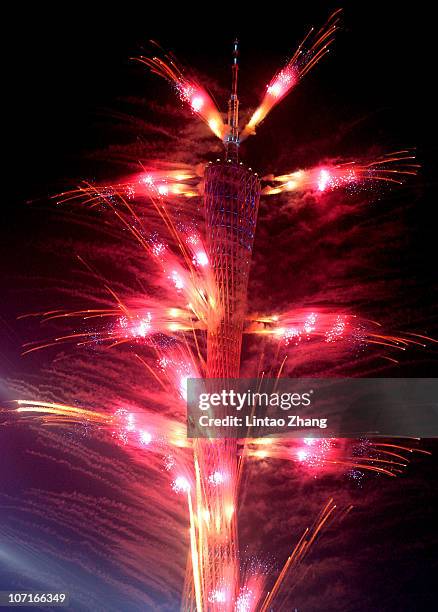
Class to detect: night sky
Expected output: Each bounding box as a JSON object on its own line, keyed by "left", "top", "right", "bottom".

{"left": 2, "top": 2, "right": 438, "bottom": 611}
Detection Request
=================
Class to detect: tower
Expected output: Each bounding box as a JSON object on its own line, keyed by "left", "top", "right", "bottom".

{"left": 204, "top": 162, "right": 260, "bottom": 378}
{"left": 205, "top": 39, "right": 261, "bottom": 379}
{"left": 189, "top": 42, "right": 261, "bottom": 609}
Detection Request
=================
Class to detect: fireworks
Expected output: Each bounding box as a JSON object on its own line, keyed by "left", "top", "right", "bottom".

{"left": 241, "top": 9, "right": 342, "bottom": 139}
{"left": 52, "top": 146, "right": 419, "bottom": 228}
{"left": 172, "top": 475, "right": 191, "bottom": 494}
{"left": 136, "top": 43, "right": 226, "bottom": 139}
{"left": 3, "top": 8, "right": 432, "bottom": 612}
{"left": 262, "top": 150, "right": 419, "bottom": 195}
{"left": 245, "top": 309, "right": 435, "bottom": 359}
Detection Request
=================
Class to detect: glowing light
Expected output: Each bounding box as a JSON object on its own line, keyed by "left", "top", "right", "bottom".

{"left": 136, "top": 315, "right": 152, "bottom": 338}
{"left": 267, "top": 68, "right": 295, "bottom": 98}
{"left": 295, "top": 439, "right": 337, "bottom": 469}
{"left": 126, "top": 412, "right": 135, "bottom": 431}
{"left": 297, "top": 449, "right": 308, "bottom": 462}
{"left": 304, "top": 437, "right": 316, "bottom": 446}
{"left": 225, "top": 504, "right": 234, "bottom": 521}
{"left": 326, "top": 315, "right": 346, "bottom": 342}
{"left": 158, "top": 184, "right": 169, "bottom": 196}
{"left": 317, "top": 168, "right": 331, "bottom": 191}
{"left": 194, "top": 251, "right": 209, "bottom": 267}
{"left": 119, "top": 312, "right": 153, "bottom": 340}
{"left": 208, "top": 119, "right": 218, "bottom": 134}
{"left": 172, "top": 476, "right": 191, "bottom": 494}
{"left": 304, "top": 312, "right": 317, "bottom": 334}
{"left": 152, "top": 242, "right": 166, "bottom": 258}
{"left": 191, "top": 95, "right": 204, "bottom": 112}
{"left": 171, "top": 270, "right": 184, "bottom": 290}
{"left": 286, "top": 179, "right": 298, "bottom": 190}
{"left": 141, "top": 174, "right": 154, "bottom": 186}
{"left": 283, "top": 327, "right": 300, "bottom": 346}
{"left": 179, "top": 375, "right": 188, "bottom": 400}
{"left": 267, "top": 82, "right": 282, "bottom": 97}
{"left": 208, "top": 471, "right": 226, "bottom": 486}
{"left": 236, "top": 587, "right": 253, "bottom": 612}
{"left": 139, "top": 430, "right": 152, "bottom": 445}
{"left": 208, "top": 589, "right": 227, "bottom": 604}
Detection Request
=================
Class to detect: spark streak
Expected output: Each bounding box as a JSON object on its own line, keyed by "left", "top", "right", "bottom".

{"left": 137, "top": 44, "right": 226, "bottom": 139}
{"left": 262, "top": 150, "right": 419, "bottom": 195}
{"left": 241, "top": 10, "right": 342, "bottom": 139}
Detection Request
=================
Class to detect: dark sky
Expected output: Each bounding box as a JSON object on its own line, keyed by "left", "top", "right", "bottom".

{"left": 2, "top": 2, "right": 438, "bottom": 611}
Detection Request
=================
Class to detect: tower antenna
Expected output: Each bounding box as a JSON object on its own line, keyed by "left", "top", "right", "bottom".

{"left": 226, "top": 38, "right": 240, "bottom": 162}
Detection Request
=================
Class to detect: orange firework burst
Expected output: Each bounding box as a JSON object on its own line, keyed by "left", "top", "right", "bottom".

{"left": 241, "top": 9, "right": 342, "bottom": 139}
{"left": 136, "top": 42, "right": 226, "bottom": 140}
{"left": 262, "top": 150, "right": 420, "bottom": 195}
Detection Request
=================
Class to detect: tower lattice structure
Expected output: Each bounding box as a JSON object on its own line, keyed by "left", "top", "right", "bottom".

{"left": 205, "top": 161, "right": 260, "bottom": 379}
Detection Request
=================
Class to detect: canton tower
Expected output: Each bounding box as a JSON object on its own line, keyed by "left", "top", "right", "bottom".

{"left": 189, "top": 41, "right": 261, "bottom": 611}
{"left": 205, "top": 40, "right": 261, "bottom": 379}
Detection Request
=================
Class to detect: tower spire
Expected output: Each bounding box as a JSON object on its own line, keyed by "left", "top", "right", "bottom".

{"left": 226, "top": 38, "right": 239, "bottom": 162}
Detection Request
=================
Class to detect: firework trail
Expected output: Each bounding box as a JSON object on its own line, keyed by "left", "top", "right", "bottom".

{"left": 241, "top": 9, "right": 342, "bottom": 140}
{"left": 136, "top": 43, "right": 226, "bottom": 140}
{"left": 262, "top": 150, "right": 420, "bottom": 195}
{"left": 2, "top": 8, "right": 433, "bottom": 611}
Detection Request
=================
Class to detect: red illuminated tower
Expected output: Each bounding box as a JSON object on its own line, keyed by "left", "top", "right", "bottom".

{"left": 205, "top": 40, "right": 261, "bottom": 379}
{"left": 188, "top": 42, "right": 261, "bottom": 610}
